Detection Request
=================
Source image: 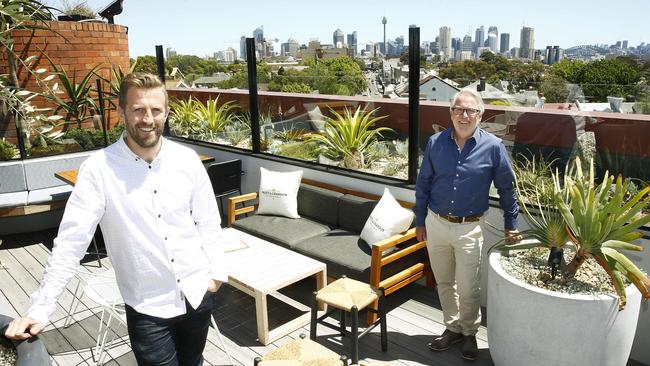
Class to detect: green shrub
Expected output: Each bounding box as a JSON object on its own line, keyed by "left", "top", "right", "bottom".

{"left": 0, "top": 139, "right": 17, "bottom": 160}
{"left": 28, "top": 142, "right": 83, "bottom": 157}
{"left": 277, "top": 141, "right": 320, "bottom": 161}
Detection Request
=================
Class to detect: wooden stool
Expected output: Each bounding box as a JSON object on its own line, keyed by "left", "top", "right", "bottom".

{"left": 310, "top": 277, "right": 387, "bottom": 364}
{"left": 253, "top": 334, "right": 347, "bottom": 366}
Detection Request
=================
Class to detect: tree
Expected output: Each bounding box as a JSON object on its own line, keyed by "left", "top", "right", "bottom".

{"left": 438, "top": 60, "right": 496, "bottom": 86}
{"left": 539, "top": 73, "right": 570, "bottom": 103}
{"left": 132, "top": 56, "right": 158, "bottom": 74}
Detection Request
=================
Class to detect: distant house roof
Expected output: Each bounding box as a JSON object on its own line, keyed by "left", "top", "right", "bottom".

{"left": 397, "top": 74, "right": 459, "bottom": 101}
{"left": 191, "top": 73, "right": 232, "bottom": 88}
{"left": 465, "top": 80, "right": 515, "bottom": 101}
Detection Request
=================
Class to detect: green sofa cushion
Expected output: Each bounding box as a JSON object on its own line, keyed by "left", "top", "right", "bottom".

{"left": 293, "top": 229, "right": 427, "bottom": 282}
{"left": 297, "top": 184, "right": 343, "bottom": 227}
{"left": 231, "top": 214, "right": 331, "bottom": 249}
{"left": 337, "top": 194, "right": 377, "bottom": 233}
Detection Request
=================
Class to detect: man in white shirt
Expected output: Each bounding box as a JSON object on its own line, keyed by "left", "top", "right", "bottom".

{"left": 5, "top": 73, "right": 228, "bottom": 366}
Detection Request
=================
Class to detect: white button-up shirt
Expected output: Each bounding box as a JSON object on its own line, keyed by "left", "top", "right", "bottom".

{"left": 27, "top": 136, "right": 228, "bottom": 323}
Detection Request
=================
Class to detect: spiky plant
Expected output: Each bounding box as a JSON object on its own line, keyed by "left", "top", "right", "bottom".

{"left": 490, "top": 156, "right": 569, "bottom": 254}
{"left": 554, "top": 158, "right": 650, "bottom": 310}
{"left": 193, "top": 97, "right": 238, "bottom": 133}
{"left": 169, "top": 98, "right": 199, "bottom": 136}
{"left": 308, "top": 106, "right": 392, "bottom": 169}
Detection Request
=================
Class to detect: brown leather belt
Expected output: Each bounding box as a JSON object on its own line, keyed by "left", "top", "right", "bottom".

{"left": 437, "top": 213, "right": 482, "bottom": 224}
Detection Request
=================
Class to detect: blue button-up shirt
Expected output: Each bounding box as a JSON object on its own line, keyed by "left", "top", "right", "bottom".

{"left": 414, "top": 127, "right": 518, "bottom": 230}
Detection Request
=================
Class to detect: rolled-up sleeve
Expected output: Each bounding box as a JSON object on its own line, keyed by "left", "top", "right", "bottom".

{"left": 493, "top": 142, "right": 518, "bottom": 230}
{"left": 414, "top": 138, "right": 434, "bottom": 227}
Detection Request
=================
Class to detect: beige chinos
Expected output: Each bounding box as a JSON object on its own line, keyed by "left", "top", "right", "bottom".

{"left": 425, "top": 208, "right": 483, "bottom": 336}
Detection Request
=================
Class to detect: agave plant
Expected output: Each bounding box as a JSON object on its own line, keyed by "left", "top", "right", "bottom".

{"left": 169, "top": 98, "right": 199, "bottom": 137}
{"left": 193, "top": 97, "right": 238, "bottom": 133}
{"left": 554, "top": 158, "right": 650, "bottom": 309}
{"left": 309, "top": 106, "right": 392, "bottom": 169}
{"left": 490, "top": 156, "right": 570, "bottom": 276}
{"left": 46, "top": 60, "right": 101, "bottom": 127}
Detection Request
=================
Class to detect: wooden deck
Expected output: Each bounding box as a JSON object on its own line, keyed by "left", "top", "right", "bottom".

{"left": 0, "top": 229, "right": 561, "bottom": 365}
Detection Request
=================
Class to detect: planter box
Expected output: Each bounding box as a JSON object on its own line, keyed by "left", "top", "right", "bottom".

{"left": 487, "top": 251, "right": 640, "bottom": 366}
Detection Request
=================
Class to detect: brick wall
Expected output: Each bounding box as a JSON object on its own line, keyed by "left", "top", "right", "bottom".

{"left": 0, "top": 20, "right": 129, "bottom": 143}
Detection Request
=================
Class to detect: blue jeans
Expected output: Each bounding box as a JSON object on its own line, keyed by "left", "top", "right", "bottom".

{"left": 125, "top": 292, "right": 214, "bottom": 366}
{"left": 0, "top": 314, "right": 52, "bottom": 366}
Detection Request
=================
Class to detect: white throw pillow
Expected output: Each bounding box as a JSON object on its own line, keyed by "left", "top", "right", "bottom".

{"left": 360, "top": 188, "right": 414, "bottom": 249}
{"left": 257, "top": 167, "right": 303, "bottom": 219}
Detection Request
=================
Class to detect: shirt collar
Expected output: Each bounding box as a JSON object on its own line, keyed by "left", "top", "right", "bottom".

{"left": 448, "top": 125, "right": 483, "bottom": 144}
{"left": 116, "top": 132, "right": 168, "bottom": 162}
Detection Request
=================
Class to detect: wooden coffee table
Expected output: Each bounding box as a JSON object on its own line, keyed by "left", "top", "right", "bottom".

{"left": 222, "top": 228, "right": 327, "bottom": 345}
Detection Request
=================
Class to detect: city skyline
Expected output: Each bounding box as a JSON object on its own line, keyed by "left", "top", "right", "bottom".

{"left": 76, "top": 0, "right": 649, "bottom": 58}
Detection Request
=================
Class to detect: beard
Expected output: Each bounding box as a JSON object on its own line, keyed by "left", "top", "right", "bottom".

{"left": 124, "top": 116, "right": 164, "bottom": 149}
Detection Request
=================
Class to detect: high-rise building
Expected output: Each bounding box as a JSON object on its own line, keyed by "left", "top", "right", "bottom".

{"left": 553, "top": 45, "right": 562, "bottom": 63}
{"left": 451, "top": 37, "right": 461, "bottom": 54}
{"left": 382, "top": 16, "right": 388, "bottom": 56}
{"left": 500, "top": 33, "right": 510, "bottom": 54}
{"left": 253, "top": 26, "right": 265, "bottom": 58}
{"left": 333, "top": 28, "right": 345, "bottom": 48}
{"left": 520, "top": 26, "right": 535, "bottom": 59}
{"left": 280, "top": 38, "right": 300, "bottom": 58}
{"left": 439, "top": 26, "right": 452, "bottom": 60}
{"left": 165, "top": 47, "right": 176, "bottom": 59}
{"left": 224, "top": 47, "right": 236, "bottom": 63}
{"left": 487, "top": 26, "right": 498, "bottom": 52}
{"left": 622, "top": 40, "right": 629, "bottom": 49}
{"left": 239, "top": 36, "right": 247, "bottom": 61}
{"left": 474, "top": 25, "right": 484, "bottom": 53}
{"left": 462, "top": 34, "right": 473, "bottom": 53}
{"left": 395, "top": 35, "right": 405, "bottom": 55}
{"left": 347, "top": 31, "right": 358, "bottom": 56}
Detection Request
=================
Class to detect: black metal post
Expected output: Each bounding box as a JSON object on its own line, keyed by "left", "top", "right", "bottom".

{"left": 155, "top": 45, "right": 169, "bottom": 136}
{"left": 407, "top": 26, "right": 420, "bottom": 184}
{"left": 13, "top": 111, "right": 27, "bottom": 159}
{"left": 246, "top": 38, "right": 261, "bottom": 153}
{"left": 95, "top": 79, "right": 109, "bottom": 147}
{"left": 155, "top": 45, "right": 166, "bottom": 83}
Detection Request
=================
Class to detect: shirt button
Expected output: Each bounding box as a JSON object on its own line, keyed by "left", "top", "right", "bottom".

{"left": 171, "top": 258, "right": 175, "bottom": 263}
{"left": 158, "top": 214, "right": 161, "bottom": 218}
{"left": 453, "top": 187, "right": 457, "bottom": 190}
{"left": 451, "top": 200, "right": 454, "bottom": 204}
{"left": 456, "top": 174, "right": 459, "bottom": 177}
{"left": 149, "top": 165, "right": 152, "bottom": 169}
{"left": 164, "top": 237, "right": 168, "bottom": 240}
{"left": 154, "top": 190, "right": 157, "bottom": 194}
{"left": 457, "top": 161, "right": 461, "bottom": 164}
{"left": 177, "top": 279, "right": 180, "bottom": 283}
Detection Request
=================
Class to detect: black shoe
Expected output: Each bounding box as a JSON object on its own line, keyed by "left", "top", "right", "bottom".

{"left": 461, "top": 335, "right": 478, "bottom": 361}
{"left": 428, "top": 329, "right": 463, "bottom": 351}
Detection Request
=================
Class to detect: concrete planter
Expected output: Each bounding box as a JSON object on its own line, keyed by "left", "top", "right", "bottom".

{"left": 487, "top": 252, "right": 640, "bottom": 366}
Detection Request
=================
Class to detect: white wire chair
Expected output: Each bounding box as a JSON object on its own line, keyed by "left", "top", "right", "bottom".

{"left": 63, "top": 267, "right": 233, "bottom": 365}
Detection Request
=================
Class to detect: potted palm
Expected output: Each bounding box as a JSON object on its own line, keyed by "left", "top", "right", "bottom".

{"left": 487, "top": 157, "right": 650, "bottom": 366}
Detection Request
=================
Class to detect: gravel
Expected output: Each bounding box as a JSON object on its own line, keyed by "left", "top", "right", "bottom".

{"left": 0, "top": 343, "right": 16, "bottom": 366}
{"left": 499, "top": 247, "right": 617, "bottom": 296}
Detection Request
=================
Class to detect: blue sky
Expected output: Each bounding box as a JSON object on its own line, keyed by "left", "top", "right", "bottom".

{"left": 74, "top": 0, "right": 649, "bottom": 58}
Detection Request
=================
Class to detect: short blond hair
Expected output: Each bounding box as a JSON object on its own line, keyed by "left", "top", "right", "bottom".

{"left": 118, "top": 73, "right": 168, "bottom": 109}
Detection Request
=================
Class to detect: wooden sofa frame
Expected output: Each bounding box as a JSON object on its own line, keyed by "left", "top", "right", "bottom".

{"left": 227, "top": 178, "right": 435, "bottom": 323}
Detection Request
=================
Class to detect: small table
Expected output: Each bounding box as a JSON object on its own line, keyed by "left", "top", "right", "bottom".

{"left": 54, "top": 154, "right": 215, "bottom": 186}
{"left": 222, "top": 228, "right": 327, "bottom": 345}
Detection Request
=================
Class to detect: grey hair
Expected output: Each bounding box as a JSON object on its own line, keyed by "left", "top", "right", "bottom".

{"left": 450, "top": 88, "right": 485, "bottom": 115}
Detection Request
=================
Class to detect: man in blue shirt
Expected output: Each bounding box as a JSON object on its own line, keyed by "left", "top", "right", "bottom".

{"left": 414, "top": 88, "right": 520, "bottom": 361}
